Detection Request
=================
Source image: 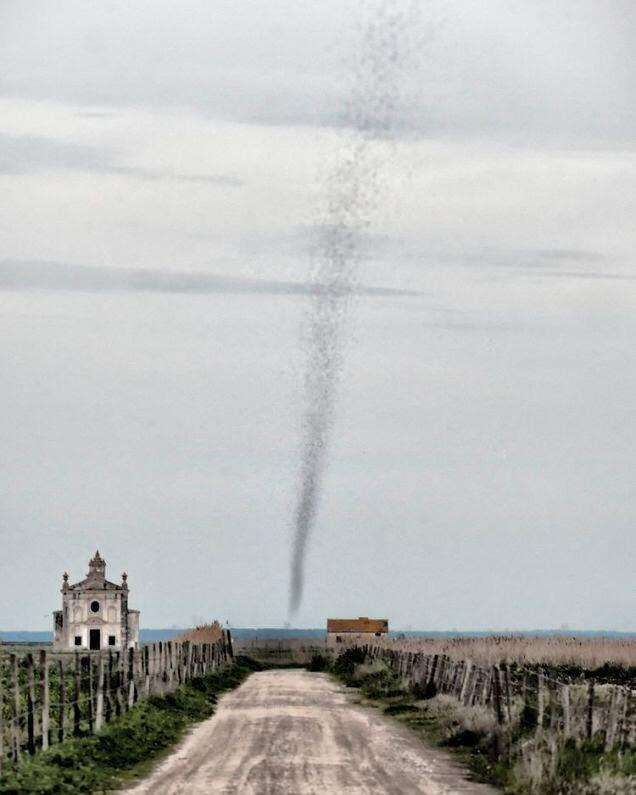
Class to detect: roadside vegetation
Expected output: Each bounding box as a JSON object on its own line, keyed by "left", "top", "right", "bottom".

{"left": 0, "top": 656, "right": 263, "bottom": 795}
{"left": 326, "top": 648, "right": 636, "bottom": 795}
{"left": 376, "top": 635, "right": 636, "bottom": 674}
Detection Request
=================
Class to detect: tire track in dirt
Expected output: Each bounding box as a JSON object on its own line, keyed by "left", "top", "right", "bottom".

{"left": 122, "top": 669, "right": 498, "bottom": 794}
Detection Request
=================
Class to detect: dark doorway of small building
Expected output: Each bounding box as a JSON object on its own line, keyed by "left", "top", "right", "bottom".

{"left": 89, "top": 629, "right": 101, "bottom": 650}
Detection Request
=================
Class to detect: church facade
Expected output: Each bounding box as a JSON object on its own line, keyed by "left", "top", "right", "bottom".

{"left": 53, "top": 551, "right": 140, "bottom": 651}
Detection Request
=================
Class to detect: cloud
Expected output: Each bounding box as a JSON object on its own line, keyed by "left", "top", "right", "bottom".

{"left": 532, "top": 271, "right": 636, "bottom": 282}
{"left": 1, "top": 1, "right": 634, "bottom": 144}
{"left": 0, "top": 259, "right": 419, "bottom": 298}
{"left": 0, "top": 133, "right": 243, "bottom": 185}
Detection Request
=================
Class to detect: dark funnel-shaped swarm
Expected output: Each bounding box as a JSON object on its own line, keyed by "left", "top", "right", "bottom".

{"left": 290, "top": 1, "right": 419, "bottom": 612}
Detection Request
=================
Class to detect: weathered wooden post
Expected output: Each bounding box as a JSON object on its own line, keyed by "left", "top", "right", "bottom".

{"left": 87, "top": 656, "right": 94, "bottom": 734}
{"left": 461, "top": 663, "right": 478, "bottom": 707}
{"left": 562, "top": 683, "right": 571, "bottom": 737}
{"left": 144, "top": 645, "right": 150, "bottom": 698}
{"left": 116, "top": 652, "right": 124, "bottom": 714}
{"left": 11, "top": 653, "right": 21, "bottom": 761}
{"left": 57, "top": 659, "right": 65, "bottom": 743}
{"left": 619, "top": 687, "right": 632, "bottom": 751}
{"left": 95, "top": 654, "right": 104, "bottom": 732}
{"left": 149, "top": 644, "right": 155, "bottom": 694}
{"left": 480, "top": 668, "right": 492, "bottom": 706}
{"left": 520, "top": 672, "right": 528, "bottom": 721}
{"left": 186, "top": 642, "right": 193, "bottom": 682}
{"left": 24, "top": 654, "right": 35, "bottom": 755}
{"left": 586, "top": 680, "right": 595, "bottom": 740}
{"left": 105, "top": 652, "right": 113, "bottom": 723}
{"left": 175, "top": 643, "right": 181, "bottom": 684}
{"left": 604, "top": 686, "right": 619, "bottom": 751}
{"left": 73, "top": 653, "right": 81, "bottom": 736}
{"left": 503, "top": 664, "right": 512, "bottom": 724}
{"left": 492, "top": 666, "right": 505, "bottom": 726}
{"left": 128, "top": 648, "right": 135, "bottom": 708}
{"left": 537, "top": 670, "right": 545, "bottom": 731}
{"left": 0, "top": 656, "right": 5, "bottom": 772}
{"left": 121, "top": 648, "right": 129, "bottom": 710}
{"left": 167, "top": 642, "right": 174, "bottom": 688}
{"left": 491, "top": 665, "right": 505, "bottom": 760}
{"left": 40, "top": 649, "right": 49, "bottom": 750}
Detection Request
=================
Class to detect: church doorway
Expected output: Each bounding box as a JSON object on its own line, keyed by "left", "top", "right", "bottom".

{"left": 89, "top": 629, "right": 101, "bottom": 650}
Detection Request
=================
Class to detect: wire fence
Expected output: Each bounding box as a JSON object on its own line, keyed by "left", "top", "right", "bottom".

{"left": 0, "top": 632, "right": 233, "bottom": 770}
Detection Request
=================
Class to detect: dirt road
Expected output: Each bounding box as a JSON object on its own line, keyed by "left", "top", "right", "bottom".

{"left": 123, "top": 669, "right": 497, "bottom": 794}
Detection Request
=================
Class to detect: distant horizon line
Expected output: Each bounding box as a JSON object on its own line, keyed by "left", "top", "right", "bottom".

{"left": 2, "top": 627, "right": 636, "bottom": 637}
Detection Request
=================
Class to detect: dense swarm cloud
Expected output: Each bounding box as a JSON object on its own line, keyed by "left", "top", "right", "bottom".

{"left": 290, "top": 1, "right": 420, "bottom": 612}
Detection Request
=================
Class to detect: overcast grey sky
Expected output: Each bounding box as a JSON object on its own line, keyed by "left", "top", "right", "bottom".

{"left": 1, "top": 1, "right": 634, "bottom": 631}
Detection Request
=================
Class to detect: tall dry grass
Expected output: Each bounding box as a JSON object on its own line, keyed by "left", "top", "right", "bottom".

{"left": 174, "top": 621, "right": 225, "bottom": 644}
{"left": 373, "top": 635, "right": 636, "bottom": 669}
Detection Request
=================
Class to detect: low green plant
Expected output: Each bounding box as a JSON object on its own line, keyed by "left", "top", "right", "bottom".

{"left": 308, "top": 653, "right": 330, "bottom": 672}
{"left": 332, "top": 647, "right": 366, "bottom": 683}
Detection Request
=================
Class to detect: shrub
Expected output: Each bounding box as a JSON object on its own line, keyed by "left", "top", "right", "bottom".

{"left": 333, "top": 647, "right": 367, "bottom": 682}
{"left": 308, "top": 653, "right": 330, "bottom": 672}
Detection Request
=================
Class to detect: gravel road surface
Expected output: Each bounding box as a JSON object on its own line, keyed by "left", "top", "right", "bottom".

{"left": 123, "top": 669, "right": 497, "bottom": 794}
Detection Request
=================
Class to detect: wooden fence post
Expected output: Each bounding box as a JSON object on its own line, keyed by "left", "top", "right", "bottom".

{"left": 480, "top": 669, "right": 492, "bottom": 706}
{"left": 604, "top": 686, "right": 619, "bottom": 751}
{"left": 57, "top": 659, "right": 65, "bottom": 743}
{"left": 26, "top": 654, "right": 36, "bottom": 755}
{"left": 11, "top": 654, "right": 21, "bottom": 761}
{"left": 176, "top": 643, "right": 182, "bottom": 684}
{"left": 492, "top": 666, "right": 504, "bottom": 726}
{"left": 128, "top": 648, "right": 135, "bottom": 708}
{"left": 619, "top": 688, "right": 632, "bottom": 750}
{"left": 463, "top": 666, "right": 476, "bottom": 706}
{"left": 562, "top": 683, "right": 571, "bottom": 737}
{"left": 121, "top": 648, "right": 129, "bottom": 710}
{"left": 491, "top": 665, "right": 505, "bottom": 760}
{"left": 427, "top": 655, "right": 439, "bottom": 696}
{"left": 40, "top": 650, "right": 49, "bottom": 750}
{"left": 586, "top": 680, "right": 595, "bottom": 740}
{"left": 115, "top": 651, "right": 128, "bottom": 715}
{"left": 167, "top": 642, "right": 174, "bottom": 688}
{"left": 73, "top": 653, "right": 81, "bottom": 736}
{"left": 0, "top": 657, "right": 4, "bottom": 772}
{"left": 186, "top": 642, "right": 193, "bottom": 682}
{"left": 135, "top": 649, "right": 144, "bottom": 701}
{"left": 105, "top": 652, "right": 113, "bottom": 723}
{"left": 95, "top": 655, "right": 104, "bottom": 732}
{"left": 87, "top": 656, "right": 94, "bottom": 734}
{"left": 537, "top": 670, "right": 545, "bottom": 731}
{"left": 503, "top": 665, "right": 512, "bottom": 724}
{"left": 144, "top": 646, "right": 150, "bottom": 698}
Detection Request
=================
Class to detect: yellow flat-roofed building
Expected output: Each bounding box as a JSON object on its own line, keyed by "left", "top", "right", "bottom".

{"left": 326, "top": 616, "right": 388, "bottom": 645}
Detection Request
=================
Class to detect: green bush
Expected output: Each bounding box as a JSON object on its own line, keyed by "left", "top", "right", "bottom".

{"left": 359, "top": 669, "right": 403, "bottom": 699}
{"left": 308, "top": 653, "right": 330, "bottom": 672}
{"left": 332, "top": 647, "right": 367, "bottom": 683}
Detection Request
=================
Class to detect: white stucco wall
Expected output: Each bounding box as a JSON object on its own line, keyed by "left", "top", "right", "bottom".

{"left": 62, "top": 589, "right": 124, "bottom": 650}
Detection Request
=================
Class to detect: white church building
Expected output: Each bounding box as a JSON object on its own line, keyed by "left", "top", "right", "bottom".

{"left": 53, "top": 551, "right": 140, "bottom": 651}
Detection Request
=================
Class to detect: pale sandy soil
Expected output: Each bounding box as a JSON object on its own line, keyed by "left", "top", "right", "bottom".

{"left": 121, "top": 669, "right": 498, "bottom": 794}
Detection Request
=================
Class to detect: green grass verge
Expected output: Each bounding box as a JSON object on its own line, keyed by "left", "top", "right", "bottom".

{"left": 0, "top": 655, "right": 263, "bottom": 795}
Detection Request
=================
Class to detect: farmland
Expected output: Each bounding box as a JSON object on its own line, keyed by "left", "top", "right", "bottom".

{"left": 1, "top": 632, "right": 635, "bottom": 793}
